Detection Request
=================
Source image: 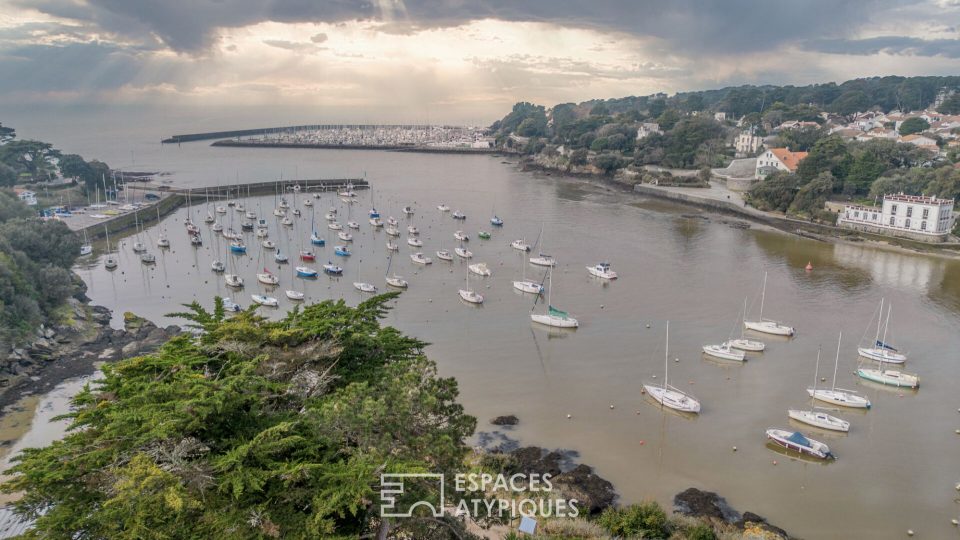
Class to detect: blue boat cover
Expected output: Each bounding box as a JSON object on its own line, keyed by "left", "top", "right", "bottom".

{"left": 786, "top": 431, "right": 811, "bottom": 447}
{"left": 876, "top": 339, "right": 897, "bottom": 351}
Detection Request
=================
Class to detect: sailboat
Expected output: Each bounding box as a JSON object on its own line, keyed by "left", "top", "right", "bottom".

{"left": 644, "top": 321, "right": 700, "bottom": 413}
{"left": 857, "top": 298, "right": 907, "bottom": 364}
{"left": 154, "top": 202, "right": 169, "bottom": 248}
{"left": 468, "top": 262, "right": 491, "bottom": 276}
{"left": 529, "top": 226, "right": 555, "bottom": 267}
{"left": 458, "top": 272, "right": 483, "bottom": 304}
{"left": 385, "top": 255, "right": 408, "bottom": 289}
{"left": 103, "top": 225, "right": 118, "bottom": 269}
{"left": 353, "top": 258, "right": 377, "bottom": 292}
{"left": 703, "top": 304, "right": 748, "bottom": 361}
{"left": 765, "top": 429, "right": 834, "bottom": 460}
{"left": 257, "top": 267, "right": 279, "bottom": 286}
{"left": 743, "top": 272, "right": 795, "bottom": 336}
{"left": 530, "top": 267, "right": 577, "bottom": 328}
{"left": 807, "top": 332, "right": 871, "bottom": 409}
{"left": 788, "top": 347, "right": 851, "bottom": 432}
{"left": 514, "top": 249, "right": 545, "bottom": 294}
{"left": 729, "top": 297, "right": 766, "bottom": 351}
{"left": 856, "top": 301, "right": 919, "bottom": 388}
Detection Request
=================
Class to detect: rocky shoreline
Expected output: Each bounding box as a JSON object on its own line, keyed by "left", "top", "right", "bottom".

{"left": 0, "top": 297, "right": 180, "bottom": 412}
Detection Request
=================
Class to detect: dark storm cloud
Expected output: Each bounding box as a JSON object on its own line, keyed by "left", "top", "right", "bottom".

{"left": 17, "top": 0, "right": 928, "bottom": 54}
{"left": 0, "top": 42, "right": 141, "bottom": 93}
{"left": 804, "top": 36, "right": 960, "bottom": 58}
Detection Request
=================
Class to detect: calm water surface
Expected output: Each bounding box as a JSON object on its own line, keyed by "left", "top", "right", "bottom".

{"left": 7, "top": 109, "right": 960, "bottom": 538}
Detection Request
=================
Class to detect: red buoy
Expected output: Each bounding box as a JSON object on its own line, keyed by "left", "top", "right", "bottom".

{"left": 805, "top": 261, "right": 813, "bottom": 272}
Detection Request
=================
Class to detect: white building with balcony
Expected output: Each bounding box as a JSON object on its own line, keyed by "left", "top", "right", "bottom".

{"left": 837, "top": 193, "right": 955, "bottom": 242}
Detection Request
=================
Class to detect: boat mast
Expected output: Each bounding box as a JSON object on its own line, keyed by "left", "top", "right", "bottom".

{"left": 759, "top": 271, "right": 767, "bottom": 321}
{"left": 664, "top": 321, "right": 670, "bottom": 390}
{"left": 546, "top": 266, "right": 553, "bottom": 308}
{"left": 879, "top": 304, "right": 892, "bottom": 370}
{"left": 811, "top": 346, "right": 821, "bottom": 400}
{"left": 873, "top": 298, "right": 884, "bottom": 348}
{"left": 831, "top": 332, "right": 842, "bottom": 392}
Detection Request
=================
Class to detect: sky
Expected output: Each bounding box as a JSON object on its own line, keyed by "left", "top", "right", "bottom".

{"left": 1, "top": 0, "right": 960, "bottom": 125}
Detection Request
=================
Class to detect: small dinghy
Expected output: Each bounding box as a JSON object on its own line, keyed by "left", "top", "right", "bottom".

{"left": 285, "top": 290, "right": 305, "bottom": 301}
{"left": 402, "top": 206, "right": 414, "bottom": 215}
{"left": 338, "top": 232, "right": 353, "bottom": 242}
{"left": 261, "top": 240, "right": 276, "bottom": 250}
{"left": 299, "top": 250, "right": 316, "bottom": 261}
{"left": 437, "top": 204, "right": 450, "bottom": 212}
{"left": 354, "top": 282, "right": 378, "bottom": 293}
{"left": 296, "top": 266, "right": 318, "bottom": 278}
{"left": 251, "top": 294, "right": 279, "bottom": 307}
{"left": 222, "top": 298, "right": 242, "bottom": 311}
{"left": 490, "top": 215, "right": 503, "bottom": 226}
{"left": 478, "top": 231, "right": 491, "bottom": 240}
{"left": 452, "top": 210, "right": 466, "bottom": 220}
{"left": 334, "top": 245, "right": 351, "bottom": 256}
{"left": 323, "top": 263, "right": 343, "bottom": 275}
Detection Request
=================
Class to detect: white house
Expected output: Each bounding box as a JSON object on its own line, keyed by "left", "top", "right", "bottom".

{"left": 16, "top": 189, "right": 37, "bottom": 206}
{"left": 755, "top": 148, "right": 808, "bottom": 179}
{"left": 734, "top": 130, "right": 763, "bottom": 156}
{"left": 838, "top": 193, "right": 955, "bottom": 241}
{"left": 636, "top": 122, "right": 662, "bottom": 140}
{"left": 714, "top": 112, "right": 727, "bottom": 122}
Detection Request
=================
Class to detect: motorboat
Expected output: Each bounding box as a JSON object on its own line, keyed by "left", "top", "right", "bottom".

{"left": 436, "top": 249, "right": 453, "bottom": 261}
{"left": 490, "top": 215, "right": 503, "bottom": 226}
{"left": 386, "top": 275, "right": 408, "bottom": 288}
{"left": 230, "top": 242, "right": 247, "bottom": 254}
{"left": 323, "top": 263, "right": 343, "bottom": 275}
{"left": 261, "top": 240, "right": 275, "bottom": 250}
{"left": 402, "top": 206, "right": 414, "bottom": 215}
{"left": 513, "top": 280, "right": 544, "bottom": 294}
{"left": 411, "top": 252, "right": 432, "bottom": 265}
{"left": 468, "top": 263, "right": 491, "bottom": 276}
{"left": 452, "top": 211, "right": 466, "bottom": 220}
{"left": 354, "top": 282, "right": 378, "bottom": 293}
{"left": 478, "top": 231, "right": 491, "bottom": 240}
{"left": 211, "top": 260, "right": 225, "bottom": 273}
{"left": 274, "top": 252, "right": 289, "bottom": 264}
{"left": 328, "top": 221, "right": 343, "bottom": 231}
{"left": 347, "top": 221, "right": 360, "bottom": 230}
{"left": 225, "top": 274, "right": 244, "bottom": 288}
{"left": 386, "top": 241, "right": 399, "bottom": 251}
{"left": 222, "top": 297, "right": 241, "bottom": 311}
{"left": 407, "top": 237, "right": 423, "bottom": 247}
{"left": 140, "top": 252, "right": 156, "bottom": 264}
{"left": 511, "top": 240, "right": 530, "bottom": 252}
{"left": 337, "top": 232, "right": 353, "bottom": 242}
{"left": 454, "top": 230, "right": 469, "bottom": 242}
{"left": 587, "top": 262, "right": 618, "bottom": 280}
{"left": 765, "top": 428, "right": 834, "bottom": 459}
{"left": 369, "top": 217, "right": 384, "bottom": 227}
{"left": 300, "top": 250, "right": 316, "bottom": 261}
{"left": 296, "top": 266, "right": 318, "bottom": 278}
{"left": 157, "top": 235, "right": 170, "bottom": 248}
{"left": 455, "top": 247, "right": 473, "bottom": 259}
{"left": 437, "top": 204, "right": 450, "bottom": 212}
{"left": 407, "top": 225, "right": 419, "bottom": 235}
{"left": 334, "top": 245, "right": 351, "bottom": 256}
{"left": 385, "top": 227, "right": 401, "bottom": 237}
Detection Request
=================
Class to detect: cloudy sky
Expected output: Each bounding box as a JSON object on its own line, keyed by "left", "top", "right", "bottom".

{"left": 1, "top": 0, "right": 960, "bottom": 124}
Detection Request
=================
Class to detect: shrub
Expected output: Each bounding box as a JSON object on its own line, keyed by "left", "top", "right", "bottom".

{"left": 596, "top": 501, "right": 669, "bottom": 539}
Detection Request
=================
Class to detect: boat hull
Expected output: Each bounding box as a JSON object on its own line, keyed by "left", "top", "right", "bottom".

{"left": 744, "top": 321, "right": 794, "bottom": 336}
{"left": 530, "top": 313, "right": 578, "bottom": 328}
{"left": 644, "top": 385, "right": 700, "bottom": 413}
{"left": 856, "top": 368, "right": 919, "bottom": 388}
{"left": 729, "top": 339, "right": 765, "bottom": 352}
{"left": 765, "top": 429, "right": 833, "bottom": 459}
{"left": 787, "top": 409, "right": 850, "bottom": 432}
{"left": 702, "top": 345, "right": 746, "bottom": 362}
{"left": 807, "top": 388, "right": 871, "bottom": 409}
{"left": 857, "top": 347, "right": 906, "bottom": 364}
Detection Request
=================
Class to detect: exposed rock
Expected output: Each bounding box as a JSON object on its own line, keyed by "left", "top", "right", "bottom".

{"left": 510, "top": 446, "right": 563, "bottom": 477}
{"left": 673, "top": 488, "right": 740, "bottom": 522}
{"left": 674, "top": 488, "right": 794, "bottom": 539}
{"left": 551, "top": 464, "right": 617, "bottom": 515}
{"left": 490, "top": 415, "right": 518, "bottom": 426}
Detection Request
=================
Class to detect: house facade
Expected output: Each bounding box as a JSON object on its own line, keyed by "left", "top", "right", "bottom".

{"left": 734, "top": 130, "right": 763, "bottom": 157}
{"left": 636, "top": 122, "right": 662, "bottom": 140}
{"left": 754, "top": 148, "right": 808, "bottom": 179}
{"left": 837, "top": 193, "right": 955, "bottom": 242}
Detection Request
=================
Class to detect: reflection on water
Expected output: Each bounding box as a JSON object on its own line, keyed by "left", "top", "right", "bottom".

{"left": 53, "top": 147, "right": 960, "bottom": 539}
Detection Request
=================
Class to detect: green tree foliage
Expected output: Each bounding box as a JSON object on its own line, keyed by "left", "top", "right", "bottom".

{"left": 656, "top": 109, "right": 682, "bottom": 131}
{"left": 491, "top": 102, "right": 547, "bottom": 138}
{"left": 0, "top": 163, "right": 16, "bottom": 187}
{"left": 593, "top": 154, "right": 625, "bottom": 175}
{"left": 830, "top": 90, "right": 871, "bottom": 115}
{"left": 642, "top": 117, "right": 724, "bottom": 169}
{"left": 0, "top": 191, "right": 81, "bottom": 345}
{"left": 870, "top": 165, "right": 960, "bottom": 200}
{"left": 938, "top": 93, "right": 960, "bottom": 114}
{"left": 3, "top": 295, "right": 478, "bottom": 538}
{"left": 0, "top": 122, "right": 14, "bottom": 144}
{"left": 796, "top": 135, "right": 852, "bottom": 183}
{"left": 899, "top": 117, "right": 930, "bottom": 135}
{"left": 569, "top": 148, "right": 588, "bottom": 166}
{"left": 748, "top": 172, "right": 800, "bottom": 213}
{"left": 596, "top": 502, "right": 669, "bottom": 539}
{"left": 789, "top": 172, "right": 834, "bottom": 216}
{"left": 775, "top": 126, "right": 825, "bottom": 152}
{"left": 0, "top": 140, "right": 61, "bottom": 181}
{"left": 589, "top": 102, "right": 610, "bottom": 116}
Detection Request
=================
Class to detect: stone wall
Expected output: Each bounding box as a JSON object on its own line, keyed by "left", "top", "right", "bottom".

{"left": 838, "top": 220, "right": 950, "bottom": 243}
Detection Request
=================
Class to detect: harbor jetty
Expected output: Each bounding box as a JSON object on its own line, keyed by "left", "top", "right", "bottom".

{"left": 210, "top": 139, "right": 499, "bottom": 154}
{"left": 66, "top": 177, "right": 366, "bottom": 240}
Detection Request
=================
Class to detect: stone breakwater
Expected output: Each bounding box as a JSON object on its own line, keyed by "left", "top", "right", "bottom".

{"left": 1, "top": 298, "right": 181, "bottom": 412}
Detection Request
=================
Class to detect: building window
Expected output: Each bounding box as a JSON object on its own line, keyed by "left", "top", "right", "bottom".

{"left": 891, "top": 204, "right": 897, "bottom": 215}
{"left": 921, "top": 221, "right": 927, "bottom": 231}
{"left": 922, "top": 208, "right": 929, "bottom": 219}
{"left": 854, "top": 211, "right": 860, "bottom": 218}
{"left": 905, "top": 218, "right": 911, "bottom": 228}
{"left": 889, "top": 216, "right": 895, "bottom": 226}
{"left": 906, "top": 207, "right": 913, "bottom": 218}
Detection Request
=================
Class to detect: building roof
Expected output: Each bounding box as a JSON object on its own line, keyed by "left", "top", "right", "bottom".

{"left": 884, "top": 192, "right": 953, "bottom": 205}
{"left": 769, "top": 148, "right": 808, "bottom": 172}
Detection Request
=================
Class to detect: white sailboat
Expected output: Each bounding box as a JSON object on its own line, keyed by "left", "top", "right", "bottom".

{"left": 788, "top": 347, "right": 851, "bottom": 432}
{"left": 807, "top": 332, "right": 871, "bottom": 409}
{"left": 743, "top": 272, "right": 795, "bottom": 336}
{"left": 436, "top": 249, "right": 453, "bottom": 261}
{"left": 103, "top": 225, "right": 118, "bottom": 269}
{"left": 644, "top": 322, "right": 701, "bottom": 413}
{"left": 530, "top": 266, "right": 578, "bottom": 328}
{"left": 458, "top": 273, "right": 483, "bottom": 304}
{"left": 468, "top": 263, "right": 491, "bottom": 276}
{"left": 513, "top": 250, "right": 545, "bottom": 294}
{"left": 529, "top": 226, "right": 556, "bottom": 267}
{"left": 857, "top": 298, "right": 907, "bottom": 364}
{"left": 385, "top": 255, "right": 408, "bottom": 289}
{"left": 729, "top": 297, "right": 765, "bottom": 351}
{"left": 856, "top": 301, "right": 918, "bottom": 388}
{"left": 702, "top": 342, "right": 745, "bottom": 362}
